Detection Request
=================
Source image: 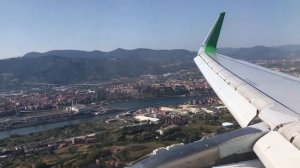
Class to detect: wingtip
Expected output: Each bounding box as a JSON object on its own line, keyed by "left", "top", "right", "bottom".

{"left": 199, "top": 12, "right": 226, "bottom": 55}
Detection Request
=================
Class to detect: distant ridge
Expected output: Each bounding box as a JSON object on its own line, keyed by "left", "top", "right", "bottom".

{"left": 0, "top": 48, "right": 196, "bottom": 85}
{"left": 219, "top": 45, "right": 300, "bottom": 60}
{"left": 0, "top": 46, "right": 300, "bottom": 85}
{"left": 24, "top": 45, "right": 300, "bottom": 60}
{"left": 24, "top": 50, "right": 106, "bottom": 59}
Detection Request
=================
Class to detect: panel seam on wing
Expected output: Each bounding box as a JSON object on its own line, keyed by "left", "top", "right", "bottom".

{"left": 198, "top": 53, "right": 273, "bottom": 112}
{"left": 197, "top": 53, "right": 300, "bottom": 129}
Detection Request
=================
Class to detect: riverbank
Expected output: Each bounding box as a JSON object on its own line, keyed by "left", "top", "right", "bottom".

{"left": 0, "top": 95, "right": 203, "bottom": 139}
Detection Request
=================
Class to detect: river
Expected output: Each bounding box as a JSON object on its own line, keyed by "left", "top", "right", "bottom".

{"left": 0, "top": 96, "right": 202, "bottom": 139}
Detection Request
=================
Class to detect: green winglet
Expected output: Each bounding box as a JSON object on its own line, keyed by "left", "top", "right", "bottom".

{"left": 203, "top": 12, "right": 225, "bottom": 54}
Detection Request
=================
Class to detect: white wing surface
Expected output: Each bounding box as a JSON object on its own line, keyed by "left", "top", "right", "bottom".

{"left": 195, "top": 12, "right": 300, "bottom": 129}
{"left": 195, "top": 13, "right": 300, "bottom": 168}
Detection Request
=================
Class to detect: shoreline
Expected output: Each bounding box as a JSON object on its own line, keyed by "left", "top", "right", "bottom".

{"left": 0, "top": 95, "right": 203, "bottom": 139}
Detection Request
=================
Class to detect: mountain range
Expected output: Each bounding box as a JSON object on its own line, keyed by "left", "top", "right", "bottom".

{"left": 1, "top": 45, "right": 300, "bottom": 85}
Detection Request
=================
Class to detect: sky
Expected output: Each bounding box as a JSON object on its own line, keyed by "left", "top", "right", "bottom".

{"left": 0, "top": 0, "right": 300, "bottom": 58}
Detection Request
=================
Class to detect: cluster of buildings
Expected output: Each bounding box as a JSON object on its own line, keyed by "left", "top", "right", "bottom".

{"left": 0, "top": 69, "right": 215, "bottom": 131}
{"left": 0, "top": 69, "right": 208, "bottom": 119}
{"left": 188, "top": 96, "right": 223, "bottom": 106}
{"left": 0, "top": 86, "right": 101, "bottom": 117}
{"left": 105, "top": 71, "right": 210, "bottom": 97}
{"left": 0, "top": 133, "right": 98, "bottom": 160}
{"left": 124, "top": 96, "right": 226, "bottom": 131}
{"left": 0, "top": 105, "right": 93, "bottom": 130}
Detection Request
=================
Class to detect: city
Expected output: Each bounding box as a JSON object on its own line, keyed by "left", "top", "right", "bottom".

{"left": 0, "top": 68, "right": 235, "bottom": 167}
{"left": 0, "top": 58, "right": 298, "bottom": 167}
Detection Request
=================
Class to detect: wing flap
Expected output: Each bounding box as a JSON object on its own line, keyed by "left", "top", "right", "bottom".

{"left": 254, "top": 131, "right": 300, "bottom": 168}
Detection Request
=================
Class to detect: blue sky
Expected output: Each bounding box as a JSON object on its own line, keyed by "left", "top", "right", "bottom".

{"left": 0, "top": 0, "right": 300, "bottom": 58}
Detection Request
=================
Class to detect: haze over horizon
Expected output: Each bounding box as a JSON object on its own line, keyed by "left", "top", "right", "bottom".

{"left": 0, "top": 0, "right": 300, "bottom": 58}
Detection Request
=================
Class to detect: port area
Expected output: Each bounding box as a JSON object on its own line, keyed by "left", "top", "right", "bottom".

{"left": 0, "top": 107, "right": 123, "bottom": 131}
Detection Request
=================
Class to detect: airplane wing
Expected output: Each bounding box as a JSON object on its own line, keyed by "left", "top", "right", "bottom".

{"left": 195, "top": 12, "right": 300, "bottom": 129}
{"left": 132, "top": 13, "right": 300, "bottom": 168}
{"left": 195, "top": 12, "right": 300, "bottom": 168}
